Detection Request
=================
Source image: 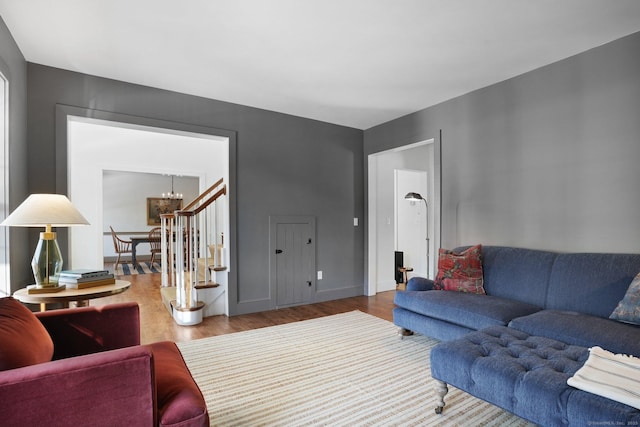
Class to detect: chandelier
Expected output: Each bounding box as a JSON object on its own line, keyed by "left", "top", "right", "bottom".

{"left": 162, "top": 175, "right": 183, "bottom": 200}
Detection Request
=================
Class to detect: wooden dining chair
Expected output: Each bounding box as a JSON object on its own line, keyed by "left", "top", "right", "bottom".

{"left": 148, "top": 227, "right": 163, "bottom": 266}
{"left": 110, "top": 226, "right": 132, "bottom": 269}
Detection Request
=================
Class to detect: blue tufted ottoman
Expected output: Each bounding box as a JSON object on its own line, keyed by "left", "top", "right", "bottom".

{"left": 430, "top": 326, "right": 640, "bottom": 426}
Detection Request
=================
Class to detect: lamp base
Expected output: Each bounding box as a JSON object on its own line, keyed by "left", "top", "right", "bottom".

{"left": 32, "top": 232, "right": 64, "bottom": 287}
{"left": 27, "top": 284, "right": 66, "bottom": 294}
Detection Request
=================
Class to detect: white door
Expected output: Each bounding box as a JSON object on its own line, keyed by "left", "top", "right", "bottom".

{"left": 269, "top": 216, "right": 316, "bottom": 308}
{"left": 395, "top": 170, "right": 429, "bottom": 280}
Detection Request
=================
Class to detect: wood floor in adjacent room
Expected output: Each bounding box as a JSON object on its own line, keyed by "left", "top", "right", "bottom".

{"left": 96, "top": 272, "right": 397, "bottom": 345}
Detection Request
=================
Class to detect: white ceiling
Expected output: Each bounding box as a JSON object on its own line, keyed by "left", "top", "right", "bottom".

{"left": 1, "top": 0, "right": 639, "bottom": 130}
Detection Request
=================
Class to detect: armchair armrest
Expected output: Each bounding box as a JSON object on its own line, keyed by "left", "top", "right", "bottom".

{"left": 406, "top": 276, "right": 435, "bottom": 291}
{"left": 0, "top": 346, "right": 156, "bottom": 427}
{"left": 35, "top": 303, "right": 140, "bottom": 360}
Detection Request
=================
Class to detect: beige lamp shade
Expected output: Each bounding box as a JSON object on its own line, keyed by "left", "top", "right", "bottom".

{"left": 1, "top": 194, "right": 89, "bottom": 228}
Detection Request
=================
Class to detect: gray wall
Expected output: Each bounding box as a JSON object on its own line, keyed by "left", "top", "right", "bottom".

{"left": 26, "top": 64, "right": 364, "bottom": 314}
{"left": 0, "top": 16, "right": 30, "bottom": 289}
{"left": 365, "top": 31, "right": 640, "bottom": 254}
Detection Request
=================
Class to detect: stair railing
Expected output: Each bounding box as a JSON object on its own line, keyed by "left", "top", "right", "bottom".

{"left": 160, "top": 178, "right": 227, "bottom": 318}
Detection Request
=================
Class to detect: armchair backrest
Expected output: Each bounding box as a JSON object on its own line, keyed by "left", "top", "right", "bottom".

{"left": 36, "top": 302, "right": 141, "bottom": 359}
{"left": 149, "top": 227, "right": 162, "bottom": 251}
{"left": 110, "top": 226, "right": 131, "bottom": 253}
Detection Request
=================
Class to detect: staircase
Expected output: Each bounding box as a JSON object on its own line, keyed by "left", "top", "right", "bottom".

{"left": 159, "top": 178, "right": 228, "bottom": 325}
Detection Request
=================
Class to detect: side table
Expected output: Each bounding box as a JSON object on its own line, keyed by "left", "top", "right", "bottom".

{"left": 13, "top": 280, "right": 131, "bottom": 312}
{"left": 397, "top": 267, "right": 413, "bottom": 290}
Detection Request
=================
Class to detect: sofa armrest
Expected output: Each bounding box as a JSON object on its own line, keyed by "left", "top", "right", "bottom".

{"left": 150, "top": 341, "right": 209, "bottom": 426}
{"left": 406, "top": 276, "right": 435, "bottom": 291}
{"left": 0, "top": 346, "right": 156, "bottom": 427}
{"left": 35, "top": 303, "right": 140, "bottom": 360}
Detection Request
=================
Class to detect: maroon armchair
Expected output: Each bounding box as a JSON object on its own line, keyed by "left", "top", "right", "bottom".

{"left": 0, "top": 298, "right": 208, "bottom": 427}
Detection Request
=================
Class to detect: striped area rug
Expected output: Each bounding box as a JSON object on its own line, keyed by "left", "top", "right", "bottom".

{"left": 177, "top": 311, "right": 535, "bottom": 426}
{"left": 113, "top": 261, "right": 160, "bottom": 276}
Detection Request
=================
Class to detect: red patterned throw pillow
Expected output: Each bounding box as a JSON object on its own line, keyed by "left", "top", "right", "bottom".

{"left": 434, "top": 245, "right": 485, "bottom": 294}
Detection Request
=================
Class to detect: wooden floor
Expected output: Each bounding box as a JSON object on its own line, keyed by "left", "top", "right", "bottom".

{"left": 95, "top": 272, "right": 397, "bottom": 345}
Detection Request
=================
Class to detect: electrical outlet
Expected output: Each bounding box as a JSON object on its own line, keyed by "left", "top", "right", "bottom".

{"left": 353, "top": 217, "right": 359, "bottom": 226}
{"left": 317, "top": 271, "right": 323, "bottom": 280}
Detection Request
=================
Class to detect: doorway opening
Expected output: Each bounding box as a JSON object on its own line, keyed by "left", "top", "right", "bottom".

{"left": 55, "top": 104, "right": 239, "bottom": 314}
{"left": 66, "top": 115, "right": 229, "bottom": 270}
{"left": 367, "top": 138, "right": 440, "bottom": 295}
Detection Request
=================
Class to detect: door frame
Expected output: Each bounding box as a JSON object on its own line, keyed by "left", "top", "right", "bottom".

{"left": 367, "top": 137, "right": 441, "bottom": 296}
{"left": 0, "top": 70, "right": 8, "bottom": 296}
{"left": 55, "top": 104, "right": 240, "bottom": 312}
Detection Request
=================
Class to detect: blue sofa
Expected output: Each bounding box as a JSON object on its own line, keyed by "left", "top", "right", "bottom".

{"left": 394, "top": 246, "right": 640, "bottom": 425}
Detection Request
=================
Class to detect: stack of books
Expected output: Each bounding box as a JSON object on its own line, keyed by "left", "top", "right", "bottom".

{"left": 58, "top": 269, "right": 115, "bottom": 289}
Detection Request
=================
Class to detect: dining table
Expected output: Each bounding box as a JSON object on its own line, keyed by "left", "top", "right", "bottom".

{"left": 130, "top": 235, "right": 160, "bottom": 267}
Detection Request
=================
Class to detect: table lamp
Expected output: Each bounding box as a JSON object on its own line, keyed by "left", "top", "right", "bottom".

{"left": 1, "top": 194, "right": 89, "bottom": 290}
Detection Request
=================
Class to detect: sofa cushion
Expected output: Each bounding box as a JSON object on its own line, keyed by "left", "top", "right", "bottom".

{"left": 148, "top": 341, "right": 209, "bottom": 427}
{"left": 479, "top": 246, "right": 557, "bottom": 307}
{"left": 393, "top": 306, "right": 475, "bottom": 341}
{"left": 610, "top": 273, "right": 640, "bottom": 325}
{"left": 434, "top": 244, "right": 485, "bottom": 294}
{"left": 546, "top": 252, "right": 640, "bottom": 318}
{"left": 509, "top": 310, "right": 640, "bottom": 357}
{"left": 0, "top": 297, "right": 53, "bottom": 371}
{"left": 394, "top": 290, "right": 541, "bottom": 331}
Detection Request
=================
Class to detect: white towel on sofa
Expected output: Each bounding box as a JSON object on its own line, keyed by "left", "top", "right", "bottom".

{"left": 567, "top": 346, "right": 640, "bottom": 410}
